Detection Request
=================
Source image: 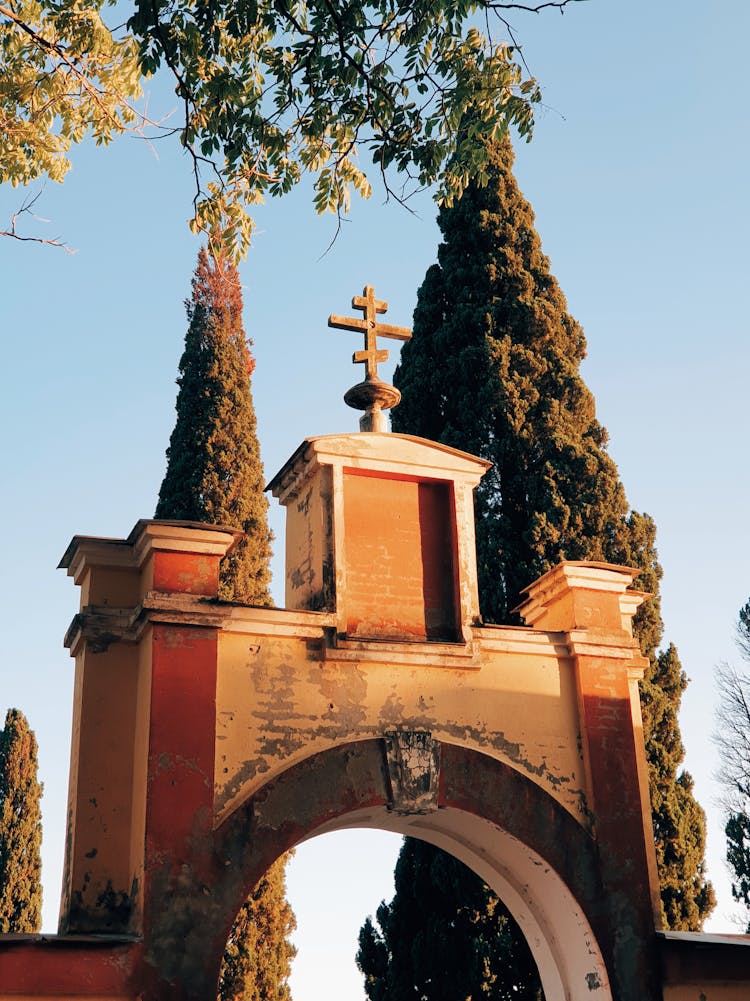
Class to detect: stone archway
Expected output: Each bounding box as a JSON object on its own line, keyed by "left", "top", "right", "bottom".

{"left": 188, "top": 740, "right": 619, "bottom": 1001}
{"left": 3, "top": 351, "right": 750, "bottom": 1001}
{"left": 52, "top": 435, "right": 669, "bottom": 1001}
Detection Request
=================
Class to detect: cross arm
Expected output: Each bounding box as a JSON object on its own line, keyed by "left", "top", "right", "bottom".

{"left": 328, "top": 314, "right": 368, "bottom": 332}
{"left": 375, "top": 322, "right": 411, "bottom": 342}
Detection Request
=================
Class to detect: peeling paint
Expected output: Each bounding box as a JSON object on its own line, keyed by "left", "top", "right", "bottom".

{"left": 162, "top": 629, "right": 196, "bottom": 650}
{"left": 296, "top": 488, "right": 312, "bottom": 517}
{"left": 378, "top": 690, "right": 407, "bottom": 725}
{"left": 215, "top": 644, "right": 593, "bottom": 821}
{"left": 384, "top": 731, "right": 440, "bottom": 813}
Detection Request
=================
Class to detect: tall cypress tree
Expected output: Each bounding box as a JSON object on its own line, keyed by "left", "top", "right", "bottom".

{"left": 157, "top": 249, "right": 294, "bottom": 999}
{"left": 392, "top": 136, "right": 636, "bottom": 625}
{"left": 641, "top": 644, "right": 714, "bottom": 928}
{"left": 156, "top": 247, "right": 271, "bottom": 605}
{"left": 0, "top": 708, "right": 42, "bottom": 933}
{"left": 357, "top": 840, "right": 542, "bottom": 1001}
{"left": 218, "top": 857, "right": 297, "bottom": 1001}
{"left": 360, "top": 134, "right": 712, "bottom": 997}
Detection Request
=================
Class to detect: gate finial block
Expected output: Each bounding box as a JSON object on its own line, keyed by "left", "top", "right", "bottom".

{"left": 514, "top": 560, "right": 649, "bottom": 635}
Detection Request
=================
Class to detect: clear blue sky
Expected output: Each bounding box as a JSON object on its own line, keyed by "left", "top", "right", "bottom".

{"left": 1, "top": 1, "right": 749, "bottom": 997}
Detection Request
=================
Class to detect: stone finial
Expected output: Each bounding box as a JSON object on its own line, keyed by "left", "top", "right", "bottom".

{"left": 513, "top": 561, "right": 649, "bottom": 635}
{"left": 328, "top": 284, "right": 411, "bottom": 432}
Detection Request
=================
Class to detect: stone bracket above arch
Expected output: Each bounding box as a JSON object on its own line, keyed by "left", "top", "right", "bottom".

{"left": 384, "top": 730, "right": 440, "bottom": 814}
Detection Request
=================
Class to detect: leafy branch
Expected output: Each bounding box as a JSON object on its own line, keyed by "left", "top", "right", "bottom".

{"left": 2, "top": 0, "right": 584, "bottom": 256}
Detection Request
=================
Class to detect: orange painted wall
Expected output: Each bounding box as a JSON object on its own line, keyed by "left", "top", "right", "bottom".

{"left": 150, "top": 551, "right": 220, "bottom": 596}
{"left": 343, "top": 471, "right": 457, "bottom": 640}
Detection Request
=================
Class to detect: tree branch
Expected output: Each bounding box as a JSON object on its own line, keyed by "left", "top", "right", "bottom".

{"left": 485, "top": 1, "right": 584, "bottom": 12}
{"left": 1, "top": 191, "right": 76, "bottom": 252}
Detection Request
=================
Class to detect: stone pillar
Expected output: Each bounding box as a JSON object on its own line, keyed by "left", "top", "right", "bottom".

{"left": 517, "top": 561, "right": 663, "bottom": 1001}
{"left": 58, "top": 521, "right": 239, "bottom": 937}
{"left": 140, "top": 616, "right": 226, "bottom": 997}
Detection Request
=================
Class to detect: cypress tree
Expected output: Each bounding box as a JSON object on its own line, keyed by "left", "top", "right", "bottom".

{"left": 363, "top": 133, "right": 712, "bottom": 997}
{"left": 357, "top": 840, "right": 542, "bottom": 1001}
{"left": 615, "top": 517, "right": 714, "bottom": 929}
{"left": 392, "top": 135, "right": 635, "bottom": 625}
{"left": 156, "top": 247, "right": 271, "bottom": 605}
{"left": 218, "top": 857, "right": 297, "bottom": 1001}
{"left": 726, "top": 809, "right": 750, "bottom": 928}
{"left": 641, "top": 645, "right": 714, "bottom": 929}
{"left": 0, "top": 708, "right": 42, "bottom": 933}
{"left": 157, "top": 248, "right": 294, "bottom": 999}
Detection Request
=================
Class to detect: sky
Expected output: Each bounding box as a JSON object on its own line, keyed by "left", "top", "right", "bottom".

{"left": 1, "top": 0, "right": 749, "bottom": 997}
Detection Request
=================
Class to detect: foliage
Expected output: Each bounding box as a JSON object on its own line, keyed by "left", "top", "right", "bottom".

{"left": 0, "top": 0, "right": 143, "bottom": 184}
{"left": 218, "top": 855, "right": 297, "bottom": 1001}
{"left": 0, "top": 708, "right": 42, "bottom": 933}
{"left": 726, "top": 810, "right": 750, "bottom": 924}
{"left": 715, "top": 599, "right": 750, "bottom": 928}
{"left": 640, "top": 644, "right": 714, "bottom": 929}
{"left": 1, "top": 0, "right": 581, "bottom": 256}
{"left": 384, "top": 131, "right": 712, "bottom": 1000}
{"left": 617, "top": 518, "right": 715, "bottom": 929}
{"left": 357, "top": 839, "right": 542, "bottom": 1001}
{"left": 155, "top": 246, "right": 272, "bottom": 604}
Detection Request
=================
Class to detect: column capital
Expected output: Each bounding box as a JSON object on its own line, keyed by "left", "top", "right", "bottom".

{"left": 59, "top": 519, "right": 243, "bottom": 585}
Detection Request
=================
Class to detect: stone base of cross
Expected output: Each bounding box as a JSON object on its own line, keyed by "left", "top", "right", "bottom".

{"left": 344, "top": 378, "right": 401, "bottom": 432}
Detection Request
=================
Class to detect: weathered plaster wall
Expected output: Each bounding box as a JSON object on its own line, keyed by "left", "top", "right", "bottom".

{"left": 126, "top": 631, "right": 152, "bottom": 934}
{"left": 214, "top": 623, "right": 585, "bottom": 827}
{"left": 4, "top": 430, "right": 748, "bottom": 1001}
{"left": 658, "top": 932, "right": 750, "bottom": 1001}
{"left": 61, "top": 642, "right": 143, "bottom": 933}
{"left": 269, "top": 434, "right": 489, "bottom": 642}
{"left": 0, "top": 936, "right": 140, "bottom": 1001}
{"left": 284, "top": 466, "right": 331, "bottom": 611}
{"left": 0, "top": 990, "right": 135, "bottom": 1000}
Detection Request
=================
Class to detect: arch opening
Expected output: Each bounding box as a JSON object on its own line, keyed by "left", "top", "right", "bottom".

{"left": 302, "top": 807, "right": 611, "bottom": 1001}
{"left": 213, "top": 740, "right": 615, "bottom": 1001}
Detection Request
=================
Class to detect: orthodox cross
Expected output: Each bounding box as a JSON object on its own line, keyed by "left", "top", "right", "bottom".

{"left": 328, "top": 285, "right": 411, "bottom": 382}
